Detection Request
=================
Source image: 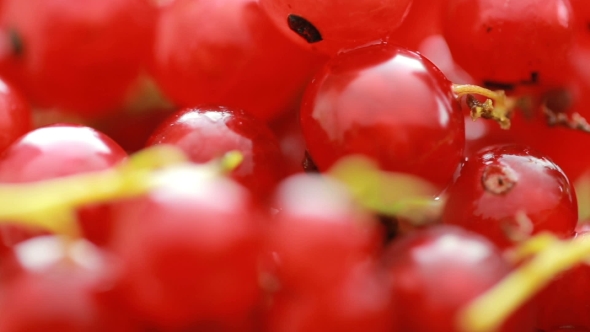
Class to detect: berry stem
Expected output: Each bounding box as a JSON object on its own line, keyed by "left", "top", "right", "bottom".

{"left": 328, "top": 155, "right": 442, "bottom": 225}
{"left": 452, "top": 84, "right": 512, "bottom": 129}
{"left": 542, "top": 104, "right": 590, "bottom": 133}
{"left": 0, "top": 145, "right": 188, "bottom": 236}
{"left": 458, "top": 233, "right": 590, "bottom": 332}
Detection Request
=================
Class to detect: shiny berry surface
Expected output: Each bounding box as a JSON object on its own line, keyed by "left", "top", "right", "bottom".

{"left": 536, "top": 229, "right": 590, "bottom": 331}
{"left": 0, "top": 124, "right": 127, "bottom": 246}
{"left": 265, "top": 174, "right": 392, "bottom": 331}
{"left": 0, "top": 78, "right": 31, "bottom": 153}
{"left": 151, "top": 0, "right": 326, "bottom": 122}
{"left": 106, "top": 169, "right": 260, "bottom": 329}
{"left": 384, "top": 225, "right": 534, "bottom": 332}
{"left": 259, "top": 0, "right": 413, "bottom": 55}
{"left": 146, "top": 106, "right": 284, "bottom": 199}
{"left": 0, "top": 237, "right": 132, "bottom": 331}
{"left": 0, "top": 0, "right": 156, "bottom": 116}
{"left": 0, "top": 124, "right": 127, "bottom": 183}
{"left": 442, "top": 144, "right": 578, "bottom": 248}
{"left": 443, "top": 0, "right": 574, "bottom": 91}
{"left": 267, "top": 174, "right": 381, "bottom": 291}
{"left": 300, "top": 43, "right": 464, "bottom": 189}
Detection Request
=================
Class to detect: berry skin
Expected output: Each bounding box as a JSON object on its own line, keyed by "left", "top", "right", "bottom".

{"left": 151, "top": 0, "right": 327, "bottom": 122}
{"left": 384, "top": 225, "right": 534, "bottom": 332}
{"left": 0, "top": 237, "right": 135, "bottom": 332}
{"left": 0, "top": 124, "right": 127, "bottom": 183}
{"left": 388, "top": 0, "right": 445, "bottom": 51}
{"left": 105, "top": 168, "right": 261, "bottom": 329}
{"left": 443, "top": 0, "right": 575, "bottom": 92}
{"left": 259, "top": 0, "right": 413, "bottom": 55}
{"left": 442, "top": 144, "right": 578, "bottom": 249}
{"left": 0, "top": 124, "right": 128, "bottom": 246}
{"left": 535, "top": 228, "right": 590, "bottom": 331}
{"left": 0, "top": 0, "right": 157, "bottom": 116}
{"left": 300, "top": 43, "right": 464, "bottom": 190}
{"left": 0, "top": 77, "right": 31, "bottom": 153}
{"left": 146, "top": 105, "right": 285, "bottom": 200}
{"left": 264, "top": 174, "right": 392, "bottom": 331}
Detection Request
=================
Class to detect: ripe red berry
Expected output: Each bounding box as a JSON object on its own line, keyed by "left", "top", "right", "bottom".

{"left": 300, "top": 43, "right": 464, "bottom": 190}
{"left": 0, "top": 124, "right": 127, "bottom": 246}
{"left": 0, "top": 124, "right": 127, "bottom": 183}
{"left": 259, "top": 0, "right": 413, "bottom": 55}
{"left": 384, "top": 225, "right": 534, "bottom": 331}
{"left": 106, "top": 169, "right": 261, "bottom": 329}
{"left": 0, "top": 0, "right": 157, "bottom": 116}
{"left": 443, "top": 0, "right": 575, "bottom": 92}
{"left": 0, "top": 237, "right": 134, "bottom": 331}
{"left": 442, "top": 144, "right": 578, "bottom": 248}
{"left": 146, "top": 105, "right": 285, "bottom": 200}
{"left": 265, "top": 174, "right": 392, "bottom": 331}
{"left": 151, "top": 0, "right": 326, "bottom": 122}
{"left": 0, "top": 77, "right": 31, "bottom": 153}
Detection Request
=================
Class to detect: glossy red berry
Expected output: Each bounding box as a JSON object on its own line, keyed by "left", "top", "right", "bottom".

{"left": 0, "top": 237, "right": 134, "bottom": 331}
{"left": 151, "top": 0, "right": 326, "bottom": 122}
{"left": 384, "top": 225, "right": 534, "bottom": 332}
{"left": 443, "top": 0, "right": 575, "bottom": 92}
{"left": 259, "top": 0, "right": 413, "bottom": 55}
{"left": 265, "top": 174, "right": 392, "bottom": 331}
{"left": 388, "top": 0, "right": 445, "bottom": 51}
{"left": 536, "top": 228, "right": 590, "bottom": 331}
{"left": 267, "top": 174, "right": 382, "bottom": 291}
{"left": 146, "top": 105, "right": 284, "bottom": 199}
{"left": 300, "top": 43, "right": 464, "bottom": 190}
{"left": 0, "top": 124, "right": 127, "bottom": 246}
{"left": 106, "top": 168, "right": 261, "bottom": 329}
{"left": 0, "top": 77, "right": 31, "bottom": 153}
{"left": 0, "top": 0, "right": 157, "bottom": 116}
{"left": 442, "top": 144, "right": 578, "bottom": 249}
{"left": 0, "top": 124, "right": 127, "bottom": 182}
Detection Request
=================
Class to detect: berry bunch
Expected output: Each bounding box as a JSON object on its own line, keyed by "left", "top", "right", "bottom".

{"left": 0, "top": 0, "right": 589, "bottom": 331}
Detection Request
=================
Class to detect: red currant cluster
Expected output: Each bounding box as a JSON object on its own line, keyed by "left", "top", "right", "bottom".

{"left": 0, "top": 0, "right": 589, "bottom": 331}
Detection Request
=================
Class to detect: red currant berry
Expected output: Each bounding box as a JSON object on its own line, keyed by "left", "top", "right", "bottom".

{"left": 0, "top": 237, "right": 134, "bottom": 331}
{"left": 151, "top": 0, "right": 326, "bottom": 122}
{"left": 442, "top": 144, "right": 578, "bottom": 249}
{"left": 267, "top": 174, "right": 381, "bottom": 291}
{"left": 443, "top": 0, "right": 575, "bottom": 92}
{"left": 0, "top": 124, "right": 127, "bottom": 183}
{"left": 388, "top": 0, "right": 445, "bottom": 51}
{"left": 0, "top": 124, "right": 127, "bottom": 246}
{"left": 300, "top": 43, "right": 464, "bottom": 190}
{"left": 259, "top": 0, "right": 413, "bottom": 55}
{"left": 106, "top": 168, "right": 261, "bottom": 329}
{"left": 384, "top": 225, "right": 534, "bottom": 331}
{"left": 0, "top": 0, "right": 157, "bottom": 116}
{"left": 146, "top": 105, "right": 284, "bottom": 200}
{"left": 0, "top": 77, "right": 31, "bottom": 153}
{"left": 265, "top": 174, "right": 392, "bottom": 331}
{"left": 536, "top": 229, "right": 590, "bottom": 331}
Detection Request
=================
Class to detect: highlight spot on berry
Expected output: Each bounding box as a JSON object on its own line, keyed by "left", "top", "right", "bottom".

{"left": 287, "top": 14, "right": 322, "bottom": 43}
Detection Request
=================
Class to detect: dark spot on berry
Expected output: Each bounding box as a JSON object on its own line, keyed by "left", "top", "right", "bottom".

{"left": 378, "top": 215, "right": 398, "bottom": 244}
{"left": 483, "top": 80, "right": 515, "bottom": 91}
{"left": 8, "top": 28, "right": 23, "bottom": 57}
{"left": 482, "top": 164, "right": 517, "bottom": 195}
{"left": 302, "top": 150, "right": 319, "bottom": 172}
{"left": 486, "top": 26, "right": 493, "bottom": 33}
{"left": 521, "top": 71, "right": 539, "bottom": 85}
{"left": 544, "top": 88, "right": 573, "bottom": 113}
{"left": 287, "top": 14, "right": 322, "bottom": 43}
